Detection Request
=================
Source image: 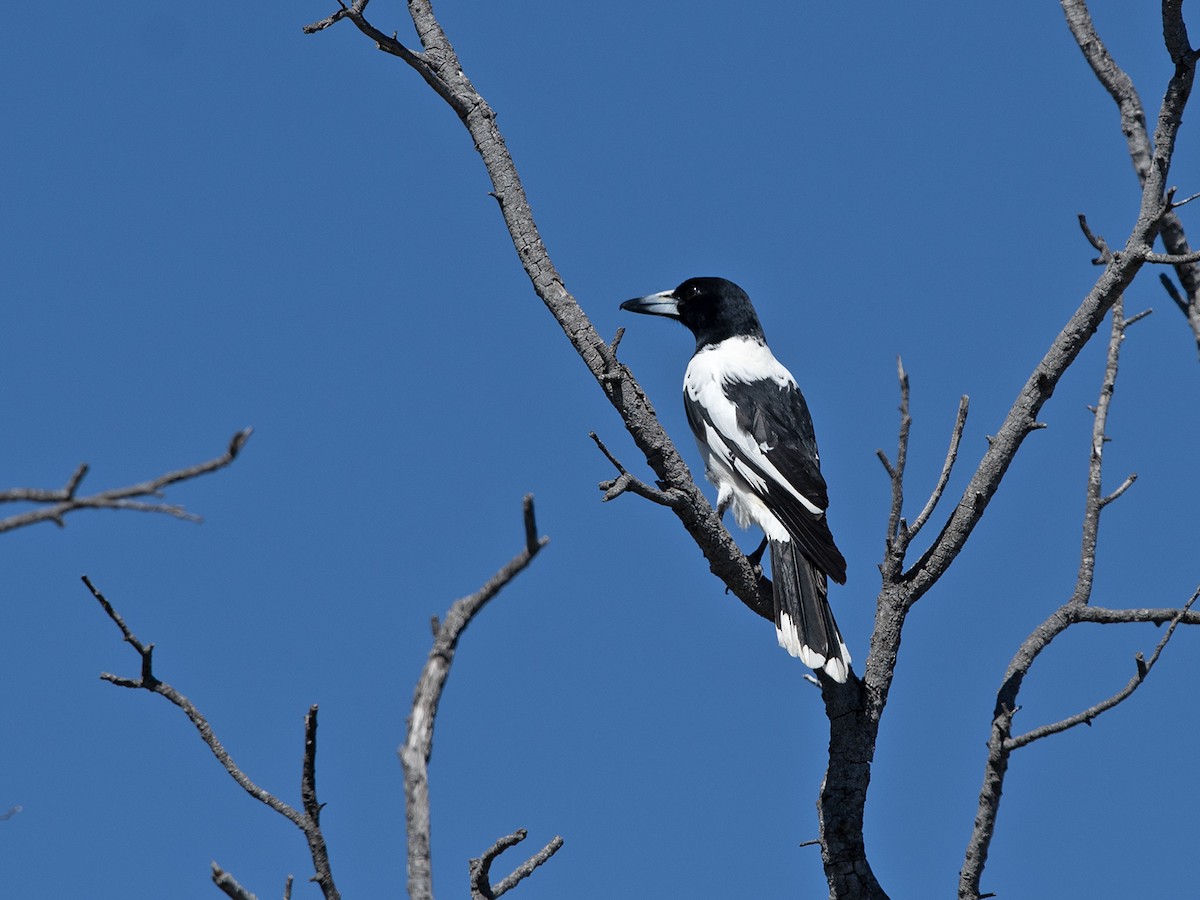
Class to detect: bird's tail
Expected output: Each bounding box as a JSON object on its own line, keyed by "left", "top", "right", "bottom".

{"left": 770, "top": 538, "right": 850, "bottom": 683}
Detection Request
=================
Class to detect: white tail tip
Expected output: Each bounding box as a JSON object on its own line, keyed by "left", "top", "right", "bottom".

{"left": 776, "top": 612, "right": 850, "bottom": 683}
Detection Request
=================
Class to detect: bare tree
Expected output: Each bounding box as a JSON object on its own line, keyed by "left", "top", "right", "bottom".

{"left": 296, "top": 2, "right": 1200, "bottom": 898}
{"left": 39, "top": 4, "right": 1196, "bottom": 899}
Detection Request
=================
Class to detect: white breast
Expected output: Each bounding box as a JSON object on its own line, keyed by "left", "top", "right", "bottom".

{"left": 683, "top": 337, "right": 797, "bottom": 542}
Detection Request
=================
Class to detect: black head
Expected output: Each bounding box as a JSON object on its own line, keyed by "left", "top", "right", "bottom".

{"left": 620, "top": 277, "right": 765, "bottom": 349}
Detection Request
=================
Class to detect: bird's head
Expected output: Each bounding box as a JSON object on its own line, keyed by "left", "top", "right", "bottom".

{"left": 621, "top": 277, "right": 765, "bottom": 349}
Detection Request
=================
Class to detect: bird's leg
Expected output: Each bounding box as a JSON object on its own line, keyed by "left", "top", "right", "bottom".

{"left": 724, "top": 535, "right": 770, "bottom": 597}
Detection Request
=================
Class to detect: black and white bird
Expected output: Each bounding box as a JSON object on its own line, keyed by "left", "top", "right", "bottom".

{"left": 621, "top": 277, "right": 850, "bottom": 682}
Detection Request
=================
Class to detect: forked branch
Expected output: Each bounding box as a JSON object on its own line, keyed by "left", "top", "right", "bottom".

{"left": 469, "top": 829, "right": 565, "bottom": 900}
{"left": 907, "top": 0, "right": 1196, "bottom": 604}
{"left": 400, "top": 495, "right": 559, "bottom": 900}
{"left": 0, "top": 428, "right": 251, "bottom": 533}
{"left": 1008, "top": 589, "right": 1199, "bottom": 749}
{"left": 875, "top": 357, "right": 970, "bottom": 583}
{"left": 1062, "top": 0, "right": 1200, "bottom": 353}
{"left": 959, "top": 294, "right": 1198, "bottom": 900}
{"left": 83, "top": 576, "right": 338, "bottom": 900}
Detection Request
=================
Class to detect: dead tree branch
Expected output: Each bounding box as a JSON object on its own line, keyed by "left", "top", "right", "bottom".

{"left": 212, "top": 862, "right": 259, "bottom": 900}
{"left": 876, "top": 360, "right": 970, "bottom": 583}
{"left": 1062, "top": 0, "right": 1200, "bottom": 354}
{"left": 958, "top": 293, "right": 1198, "bottom": 900}
{"left": 878, "top": 357, "right": 912, "bottom": 553}
{"left": 83, "top": 576, "right": 339, "bottom": 900}
{"left": 302, "top": 0, "right": 766, "bottom": 629}
{"left": 469, "top": 829, "right": 565, "bottom": 900}
{"left": 1008, "top": 592, "right": 1198, "bottom": 749}
{"left": 400, "top": 495, "right": 558, "bottom": 900}
{"left": 907, "top": 395, "right": 970, "bottom": 543}
{"left": 0, "top": 428, "right": 251, "bottom": 533}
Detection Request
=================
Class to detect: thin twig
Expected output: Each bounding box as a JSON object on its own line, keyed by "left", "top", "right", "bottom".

{"left": 1171, "top": 190, "right": 1200, "bottom": 208}
{"left": 882, "top": 356, "right": 911, "bottom": 553}
{"left": 590, "top": 432, "right": 686, "bottom": 506}
{"left": 1078, "top": 213, "right": 1114, "bottom": 263}
{"left": 609, "top": 326, "right": 626, "bottom": 359}
{"left": 874, "top": 449, "right": 895, "bottom": 479}
{"left": 1009, "top": 589, "right": 1199, "bottom": 748}
{"left": 1144, "top": 249, "right": 1200, "bottom": 264}
{"left": 470, "top": 830, "right": 566, "bottom": 900}
{"left": 1099, "top": 472, "right": 1137, "bottom": 507}
{"left": 212, "top": 862, "right": 259, "bottom": 900}
{"left": 1160, "top": 273, "right": 1189, "bottom": 314}
{"left": 907, "top": 395, "right": 970, "bottom": 541}
{"left": 1072, "top": 295, "right": 1128, "bottom": 605}
{"left": 304, "top": 0, "right": 466, "bottom": 115}
{"left": 1076, "top": 604, "right": 1200, "bottom": 626}
{"left": 489, "top": 834, "right": 564, "bottom": 898}
{"left": 0, "top": 429, "right": 251, "bottom": 533}
{"left": 469, "top": 830, "right": 528, "bottom": 899}
{"left": 299, "top": 706, "right": 338, "bottom": 898}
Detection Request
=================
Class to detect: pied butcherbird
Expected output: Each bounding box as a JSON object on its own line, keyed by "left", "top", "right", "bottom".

{"left": 621, "top": 277, "right": 850, "bottom": 682}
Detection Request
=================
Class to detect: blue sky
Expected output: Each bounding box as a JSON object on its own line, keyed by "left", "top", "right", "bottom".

{"left": 4, "top": 2, "right": 1198, "bottom": 897}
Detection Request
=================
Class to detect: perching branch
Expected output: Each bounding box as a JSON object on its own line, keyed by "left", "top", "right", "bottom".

{"left": 303, "top": 0, "right": 768, "bottom": 631}
{"left": 400, "top": 495, "right": 557, "bottom": 900}
{"left": 83, "top": 576, "right": 339, "bottom": 900}
{"left": 0, "top": 428, "right": 251, "bottom": 534}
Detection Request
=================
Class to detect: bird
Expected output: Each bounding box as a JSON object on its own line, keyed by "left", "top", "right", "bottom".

{"left": 621, "top": 277, "right": 850, "bottom": 682}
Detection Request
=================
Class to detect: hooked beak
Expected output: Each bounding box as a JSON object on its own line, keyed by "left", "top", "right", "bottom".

{"left": 620, "top": 290, "right": 681, "bottom": 319}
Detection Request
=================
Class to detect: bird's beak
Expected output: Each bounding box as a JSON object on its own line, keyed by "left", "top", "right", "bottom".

{"left": 620, "top": 290, "right": 681, "bottom": 319}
